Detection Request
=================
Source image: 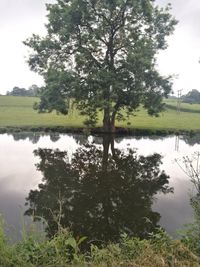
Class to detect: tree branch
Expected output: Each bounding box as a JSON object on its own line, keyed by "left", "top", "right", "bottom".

{"left": 77, "top": 26, "right": 102, "bottom": 69}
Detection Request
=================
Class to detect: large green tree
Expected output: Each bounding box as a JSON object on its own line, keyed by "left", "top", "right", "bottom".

{"left": 25, "top": 0, "right": 177, "bottom": 132}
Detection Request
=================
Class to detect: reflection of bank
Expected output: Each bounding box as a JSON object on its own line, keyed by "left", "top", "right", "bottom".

{"left": 9, "top": 132, "right": 60, "bottom": 144}
{"left": 25, "top": 136, "right": 173, "bottom": 247}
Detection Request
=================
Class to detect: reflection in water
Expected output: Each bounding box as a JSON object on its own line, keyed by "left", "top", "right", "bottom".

{"left": 181, "top": 134, "right": 200, "bottom": 146}
{"left": 25, "top": 136, "right": 173, "bottom": 245}
{"left": 11, "top": 132, "right": 42, "bottom": 143}
{"left": 10, "top": 132, "right": 61, "bottom": 144}
{"left": 7, "top": 132, "right": 200, "bottom": 148}
{"left": 8, "top": 132, "right": 90, "bottom": 145}
{"left": 175, "top": 136, "right": 180, "bottom": 152}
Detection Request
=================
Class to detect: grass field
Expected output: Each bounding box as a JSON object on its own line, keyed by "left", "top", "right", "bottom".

{"left": 0, "top": 96, "right": 200, "bottom": 132}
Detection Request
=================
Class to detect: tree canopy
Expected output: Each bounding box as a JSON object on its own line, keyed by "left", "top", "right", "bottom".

{"left": 6, "top": 85, "right": 40, "bottom": 97}
{"left": 182, "top": 89, "right": 200, "bottom": 104}
{"left": 24, "top": 0, "right": 177, "bottom": 131}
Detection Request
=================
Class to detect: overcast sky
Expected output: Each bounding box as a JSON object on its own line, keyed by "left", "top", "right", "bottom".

{"left": 0, "top": 0, "right": 200, "bottom": 95}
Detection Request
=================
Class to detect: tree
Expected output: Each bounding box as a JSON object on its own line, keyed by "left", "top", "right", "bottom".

{"left": 7, "top": 86, "right": 27, "bottom": 96}
{"left": 24, "top": 0, "right": 177, "bottom": 132}
{"left": 28, "top": 84, "right": 41, "bottom": 97}
{"left": 6, "top": 85, "right": 41, "bottom": 97}
{"left": 25, "top": 140, "right": 172, "bottom": 247}
{"left": 182, "top": 89, "right": 200, "bottom": 104}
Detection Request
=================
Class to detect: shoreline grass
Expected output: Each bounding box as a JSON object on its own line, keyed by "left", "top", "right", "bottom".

{"left": 0, "top": 224, "right": 199, "bottom": 267}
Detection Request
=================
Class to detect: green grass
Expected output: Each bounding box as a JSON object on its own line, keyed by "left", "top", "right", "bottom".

{"left": 0, "top": 96, "right": 85, "bottom": 128}
{"left": 165, "top": 99, "right": 200, "bottom": 113}
{"left": 0, "top": 96, "right": 200, "bottom": 132}
{"left": 166, "top": 99, "right": 200, "bottom": 110}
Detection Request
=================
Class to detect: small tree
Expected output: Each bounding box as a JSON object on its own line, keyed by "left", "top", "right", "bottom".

{"left": 175, "top": 152, "right": 200, "bottom": 191}
{"left": 24, "top": 0, "right": 177, "bottom": 132}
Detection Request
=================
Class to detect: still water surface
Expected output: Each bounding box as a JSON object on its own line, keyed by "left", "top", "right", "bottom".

{"left": 0, "top": 133, "right": 200, "bottom": 242}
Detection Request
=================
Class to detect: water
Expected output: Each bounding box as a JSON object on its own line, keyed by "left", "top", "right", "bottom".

{"left": 0, "top": 132, "right": 200, "bottom": 243}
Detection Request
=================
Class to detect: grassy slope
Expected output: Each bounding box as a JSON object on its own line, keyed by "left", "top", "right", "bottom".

{"left": 0, "top": 96, "right": 200, "bottom": 131}
{"left": 0, "top": 96, "right": 85, "bottom": 128}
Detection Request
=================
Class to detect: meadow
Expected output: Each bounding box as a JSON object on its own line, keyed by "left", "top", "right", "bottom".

{"left": 0, "top": 96, "right": 200, "bottom": 132}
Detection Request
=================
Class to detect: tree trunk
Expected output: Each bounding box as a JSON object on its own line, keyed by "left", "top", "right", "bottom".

{"left": 103, "top": 108, "right": 116, "bottom": 133}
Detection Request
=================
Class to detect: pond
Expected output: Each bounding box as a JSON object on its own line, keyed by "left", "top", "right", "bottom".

{"left": 0, "top": 132, "right": 200, "bottom": 244}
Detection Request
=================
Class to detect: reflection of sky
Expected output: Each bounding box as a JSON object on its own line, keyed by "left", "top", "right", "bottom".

{"left": 114, "top": 136, "right": 200, "bottom": 235}
{"left": 0, "top": 133, "right": 79, "bottom": 239}
{"left": 0, "top": 133, "right": 200, "bottom": 238}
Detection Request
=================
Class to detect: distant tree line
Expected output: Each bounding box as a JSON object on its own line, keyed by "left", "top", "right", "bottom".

{"left": 182, "top": 89, "right": 200, "bottom": 104}
{"left": 6, "top": 85, "right": 40, "bottom": 97}
{"left": 169, "top": 89, "right": 200, "bottom": 104}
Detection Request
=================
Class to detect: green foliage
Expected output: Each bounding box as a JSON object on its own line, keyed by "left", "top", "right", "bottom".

{"left": 149, "top": 228, "right": 172, "bottom": 253}
{"left": 0, "top": 221, "right": 199, "bottom": 267}
{"left": 7, "top": 85, "right": 40, "bottom": 97}
{"left": 179, "top": 194, "right": 200, "bottom": 257}
{"left": 0, "top": 228, "right": 86, "bottom": 267}
{"left": 33, "top": 86, "right": 69, "bottom": 115}
{"left": 182, "top": 89, "right": 200, "bottom": 104}
{"left": 24, "top": 0, "right": 177, "bottom": 130}
{"left": 119, "top": 233, "right": 149, "bottom": 260}
{"left": 180, "top": 222, "right": 200, "bottom": 257}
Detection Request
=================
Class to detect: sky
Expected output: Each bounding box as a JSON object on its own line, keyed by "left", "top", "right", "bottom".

{"left": 0, "top": 0, "right": 200, "bottom": 95}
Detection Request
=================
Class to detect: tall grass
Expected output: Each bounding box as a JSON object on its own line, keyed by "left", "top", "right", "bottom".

{"left": 0, "top": 219, "right": 199, "bottom": 267}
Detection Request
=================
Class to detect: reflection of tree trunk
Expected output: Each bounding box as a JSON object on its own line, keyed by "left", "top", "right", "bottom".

{"left": 110, "top": 137, "right": 115, "bottom": 158}
{"left": 102, "top": 135, "right": 110, "bottom": 171}
{"left": 102, "top": 135, "right": 115, "bottom": 171}
{"left": 102, "top": 134, "right": 115, "bottom": 235}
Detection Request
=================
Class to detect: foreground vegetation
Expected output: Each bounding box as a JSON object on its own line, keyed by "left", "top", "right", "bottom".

{"left": 0, "top": 225, "right": 200, "bottom": 267}
{"left": 0, "top": 96, "right": 200, "bottom": 133}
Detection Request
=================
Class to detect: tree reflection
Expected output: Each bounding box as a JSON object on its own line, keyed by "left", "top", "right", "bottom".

{"left": 11, "top": 132, "right": 42, "bottom": 143}
{"left": 9, "top": 132, "right": 61, "bottom": 144}
{"left": 25, "top": 137, "right": 172, "bottom": 245}
{"left": 181, "top": 134, "right": 200, "bottom": 146}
